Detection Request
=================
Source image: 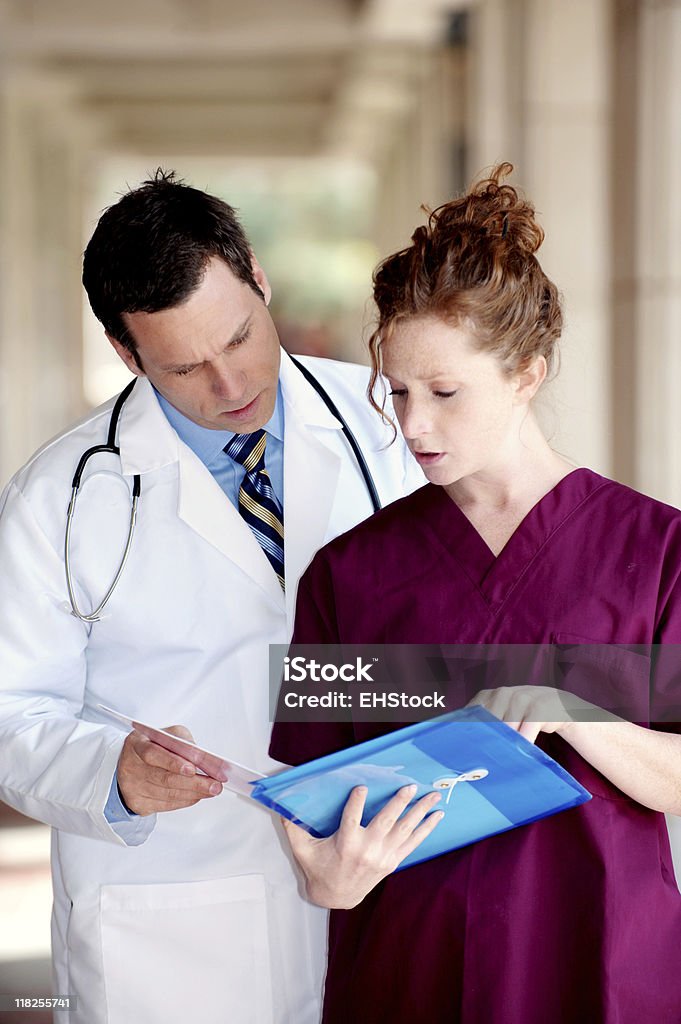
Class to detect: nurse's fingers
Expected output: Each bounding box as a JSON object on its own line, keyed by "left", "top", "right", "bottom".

{"left": 387, "top": 791, "right": 442, "bottom": 839}
{"left": 338, "top": 786, "right": 368, "bottom": 831}
{"left": 280, "top": 817, "right": 316, "bottom": 859}
{"left": 397, "top": 809, "right": 445, "bottom": 860}
{"left": 365, "top": 784, "right": 418, "bottom": 835}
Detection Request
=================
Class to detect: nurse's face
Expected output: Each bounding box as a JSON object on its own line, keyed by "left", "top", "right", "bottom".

{"left": 109, "top": 255, "right": 281, "bottom": 433}
{"left": 381, "top": 316, "right": 523, "bottom": 487}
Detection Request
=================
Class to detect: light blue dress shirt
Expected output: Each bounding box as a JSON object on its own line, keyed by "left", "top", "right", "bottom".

{"left": 155, "top": 386, "right": 285, "bottom": 506}
{"left": 105, "top": 384, "right": 285, "bottom": 824}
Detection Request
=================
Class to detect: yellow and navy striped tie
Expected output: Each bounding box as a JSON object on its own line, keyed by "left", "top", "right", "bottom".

{"left": 224, "top": 430, "right": 285, "bottom": 590}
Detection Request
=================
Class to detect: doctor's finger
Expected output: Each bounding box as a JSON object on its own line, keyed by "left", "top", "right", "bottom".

{"left": 143, "top": 765, "right": 221, "bottom": 798}
{"left": 163, "top": 724, "right": 196, "bottom": 743}
{"left": 128, "top": 732, "right": 198, "bottom": 777}
{"left": 126, "top": 775, "right": 222, "bottom": 813}
{"left": 150, "top": 780, "right": 221, "bottom": 806}
{"left": 117, "top": 757, "right": 220, "bottom": 813}
{"left": 125, "top": 791, "right": 208, "bottom": 815}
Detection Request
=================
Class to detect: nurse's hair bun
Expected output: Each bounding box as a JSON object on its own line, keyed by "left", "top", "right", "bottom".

{"left": 410, "top": 161, "right": 545, "bottom": 264}
{"left": 368, "top": 162, "right": 563, "bottom": 402}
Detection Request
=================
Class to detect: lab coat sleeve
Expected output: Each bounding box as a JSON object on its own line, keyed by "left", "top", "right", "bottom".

{"left": 0, "top": 481, "right": 154, "bottom": 846}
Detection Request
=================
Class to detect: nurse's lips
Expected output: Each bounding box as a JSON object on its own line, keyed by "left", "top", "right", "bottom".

{"left": 412, "top": 451, "right": 445, "bottom": 466}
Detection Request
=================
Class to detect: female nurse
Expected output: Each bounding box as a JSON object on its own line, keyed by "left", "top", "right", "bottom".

{"left": 270, "top": 164, "right": 681, "bottom": 1024}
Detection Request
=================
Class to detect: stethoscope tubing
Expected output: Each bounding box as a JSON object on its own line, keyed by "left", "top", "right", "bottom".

{"left": 65, "top": 379, "right": 141, "bottom": 622}
{"left": 289, "top": 356, "right": 382, "bottom": 514}
{"left": 65, "top": 362, "right": 381, "bottom": 622}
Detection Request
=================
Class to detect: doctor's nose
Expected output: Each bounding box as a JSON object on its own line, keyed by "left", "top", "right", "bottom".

{"left": 210, "top": 362, "right": 247, "bottom": 402}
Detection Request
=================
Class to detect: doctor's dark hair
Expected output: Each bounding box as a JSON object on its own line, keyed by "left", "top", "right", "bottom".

{"left": 82, "top": 168, "right": 264, "bottom": 368}
{"left": 368, "top": 162, "right": 563, "bottom": 417}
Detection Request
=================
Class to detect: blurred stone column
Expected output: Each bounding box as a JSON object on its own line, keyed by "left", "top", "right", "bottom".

{"left": 372, "top": 45, "right": 454, "bottom": 259}
{"left": 470, "top": 0, "right": 526, "bottom": 173}
{"left": 472, "top": 0, "right": 614, "bottom": 475}
{"left": 628, "top": 0, "right": 681, "bottom": 888}
{"left": 0, "top": 72, "right": 38, "bottom": 481}
{"left": 0, "top": 70, "right": 92, "bottom": 483}
{"left": 632, "top": 0, "right": 681, "bottom": 506}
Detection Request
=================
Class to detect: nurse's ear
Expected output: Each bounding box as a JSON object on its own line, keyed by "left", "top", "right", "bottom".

{"left": 107, "top": 332, "right": 146, "bottom": 376}
{"left": 510, "top": 354, "right": 547, "bottom": 405}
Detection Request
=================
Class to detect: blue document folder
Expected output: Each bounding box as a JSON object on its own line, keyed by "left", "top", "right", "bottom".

{"left": 253, "top": 707, "right": 591, "bottom": 869}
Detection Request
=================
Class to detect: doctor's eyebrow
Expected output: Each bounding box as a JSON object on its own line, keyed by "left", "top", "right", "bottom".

{"left": 160, "top": 316, "right": 252, "bottom": 373}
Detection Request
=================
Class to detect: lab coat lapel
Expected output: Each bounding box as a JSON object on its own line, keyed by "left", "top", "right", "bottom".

{"left": 175, "top": 443, "right": 285, "bottom": 606}
{"left": 280, "top": 351, "right": 343, "bottom": 626}
{"left": 117, "top": 377, "right": 178, "bottom": 475}
{"left": 117, "top": 377, "right": 285, "bottom": 608}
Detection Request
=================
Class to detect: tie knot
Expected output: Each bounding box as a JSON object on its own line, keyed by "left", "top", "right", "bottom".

{"left": 224, "top": 429, "right": 267, "bottom": 473}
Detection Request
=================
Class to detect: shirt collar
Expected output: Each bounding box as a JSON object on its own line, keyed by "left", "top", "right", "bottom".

{"left": 154, "top": 382, "right": 284, "bottom": 468}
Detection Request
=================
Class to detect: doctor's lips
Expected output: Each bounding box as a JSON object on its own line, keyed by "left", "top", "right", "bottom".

{"left": 223, "top": 394, "right": 260, "bottom": 421}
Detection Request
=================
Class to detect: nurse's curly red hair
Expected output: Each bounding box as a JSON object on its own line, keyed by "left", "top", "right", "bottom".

{"left": 368, "top": 162, "right": 563, "bottom": 414}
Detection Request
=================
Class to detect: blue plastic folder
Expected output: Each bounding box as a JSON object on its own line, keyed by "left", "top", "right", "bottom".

{"left": 252, "top": 707, "right": 591, "bottom": 869}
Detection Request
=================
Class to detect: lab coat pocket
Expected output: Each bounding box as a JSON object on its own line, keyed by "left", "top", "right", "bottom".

{"left": 100, "top": 875, "right": 273, "bottom": 1024}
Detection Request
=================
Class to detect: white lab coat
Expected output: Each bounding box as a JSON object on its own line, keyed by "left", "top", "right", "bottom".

{"left": 0, "top": 350, "right": 423, "bottom": 1024}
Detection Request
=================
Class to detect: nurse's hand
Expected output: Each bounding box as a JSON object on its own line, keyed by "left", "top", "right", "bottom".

{"left": 117, "top": 725, "right": 223, "bottom": 815}
{"left": 466, "top": 685, "right": 597, "bottom": 743}
{"left": 281, "top": 785, "right": 444, "bottom": 909}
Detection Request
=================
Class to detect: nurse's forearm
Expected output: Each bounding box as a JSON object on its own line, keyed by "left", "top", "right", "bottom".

{"left": 559, "top": 720, "right": 681, "bottom": 814}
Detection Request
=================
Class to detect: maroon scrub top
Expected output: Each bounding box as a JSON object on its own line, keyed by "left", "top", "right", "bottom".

{"left": 270, "top": 470, "right": 681, "bottom": 1024}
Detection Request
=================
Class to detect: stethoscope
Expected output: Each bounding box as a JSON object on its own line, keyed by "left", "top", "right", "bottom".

{"left": 65, "top": 359, "right": 381, "bottom": 622}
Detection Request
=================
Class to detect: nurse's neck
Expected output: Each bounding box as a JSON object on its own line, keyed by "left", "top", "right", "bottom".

{"left": 445, "top": 414, "right": 576, "bottom": 517}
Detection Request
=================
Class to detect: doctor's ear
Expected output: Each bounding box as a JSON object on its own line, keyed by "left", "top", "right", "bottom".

{"left": 106, "top": 333, "right": 146, "bottom": 376}
{"left": 250, "top": 253, "right": 272, "bottom": 306}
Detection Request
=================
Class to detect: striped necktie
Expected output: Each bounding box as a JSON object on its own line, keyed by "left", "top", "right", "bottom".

{"left": 224, "top": 430, "right": 285, "bottom": 590}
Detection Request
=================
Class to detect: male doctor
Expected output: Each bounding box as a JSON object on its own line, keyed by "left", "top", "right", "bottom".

{"left": 0, "top": 171, "right": 422, "bottom": 1024}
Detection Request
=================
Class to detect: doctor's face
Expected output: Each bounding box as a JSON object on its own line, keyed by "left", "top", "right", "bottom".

{"left": 110, "top": 256, "right": 281, "bottom": 433}
{"left": 381, "top": 316, "right": 523, "bottom": 487}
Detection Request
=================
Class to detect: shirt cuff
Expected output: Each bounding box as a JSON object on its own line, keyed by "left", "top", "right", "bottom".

{"left": 104, "top": 769, "right": 137, "bottom": 823}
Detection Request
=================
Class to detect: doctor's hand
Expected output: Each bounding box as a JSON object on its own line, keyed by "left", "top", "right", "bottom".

{"left": 281, "top": 785, "right": 444, "bottom": 910}
{"left": 466, "top": 685, "right": 600, "bottom": 744}
{"left": 117, "top": 725, "right": 222, "bottom": 816}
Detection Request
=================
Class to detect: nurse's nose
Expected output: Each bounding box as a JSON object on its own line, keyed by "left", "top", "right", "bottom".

{"left": 399, "top": 398, "right": 431, "bottom": 441}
